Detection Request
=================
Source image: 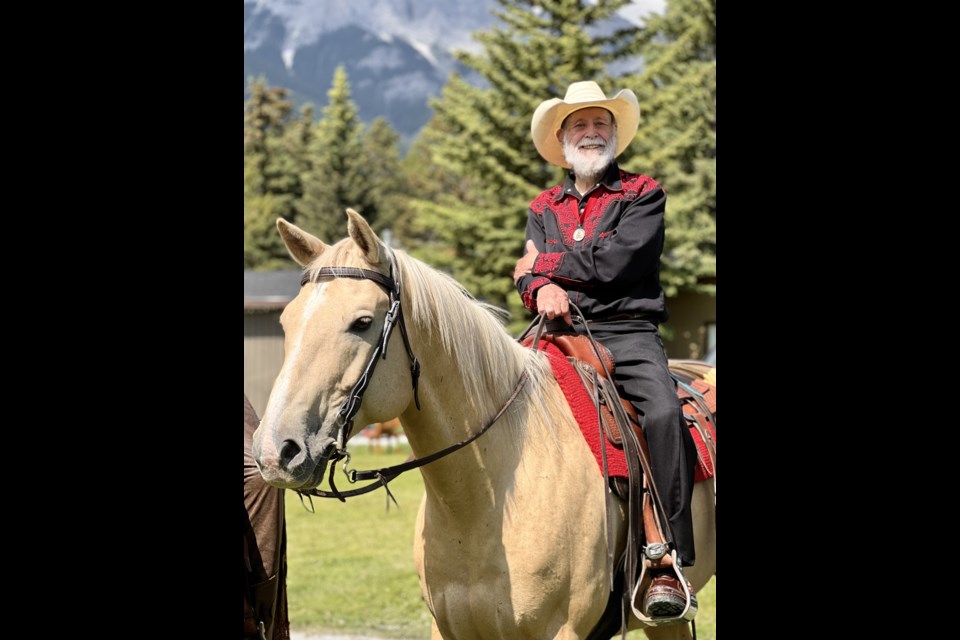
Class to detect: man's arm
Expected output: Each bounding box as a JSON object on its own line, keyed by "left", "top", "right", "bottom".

{"left": 515, "top": 239, "right": 572, "bottom": 323}
{"left": 514, "top": 208, "right": 555, "bottom": 313}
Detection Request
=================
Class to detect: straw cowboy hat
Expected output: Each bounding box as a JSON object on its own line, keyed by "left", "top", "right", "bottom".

{"left": 531, "top": 80, "right": 639, "bottom": 168}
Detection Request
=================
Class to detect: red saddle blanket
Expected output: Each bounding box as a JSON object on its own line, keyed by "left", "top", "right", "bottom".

{"left": 538, "top": 341, "right": 715, "bottom": 483}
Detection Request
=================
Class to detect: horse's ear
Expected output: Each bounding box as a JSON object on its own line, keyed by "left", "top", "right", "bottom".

{"left": 276, "top": 218, "right": 329, "bottom": 267}
{"left": 345, "top": 208, "right": 382, "bottom": 265}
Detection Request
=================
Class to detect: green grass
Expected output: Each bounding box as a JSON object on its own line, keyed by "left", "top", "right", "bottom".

{"left": 286, "top": 446, "right": 715, "bottom": 639}
{"left": 285, "top": 445, "right": 432, "bottom": 638}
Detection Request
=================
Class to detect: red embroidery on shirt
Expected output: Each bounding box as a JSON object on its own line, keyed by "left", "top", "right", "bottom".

{"left": 530, "top": 186, "right": 564, "bottom": 217}
{"left": 532, "top": 172, "right": 661, "bottom": 246}
{"left": 620, "top": 171, "right": 660, "bottom": 199}
{"left": 522, "top": 277, "right": 552, "bottom": 311}
{"left": 558, "top": 198, "right": 581, "bottom": 244}
{"left": 580, "top": 195, "right": 606, "bottom": 240}
{"left": 534, "top": 252, "right": 563, "bottom": 276}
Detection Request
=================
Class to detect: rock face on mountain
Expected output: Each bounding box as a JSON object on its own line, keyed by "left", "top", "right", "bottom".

{"left": 243, "top": 0, "right": 658, "bottom": 137}
{"left": 244, "top": 0, "right": 493, "bottom": 137}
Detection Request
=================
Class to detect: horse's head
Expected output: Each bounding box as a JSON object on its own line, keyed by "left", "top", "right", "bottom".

{"left": 253, "top": 209, "right": 416, "bottom": 489}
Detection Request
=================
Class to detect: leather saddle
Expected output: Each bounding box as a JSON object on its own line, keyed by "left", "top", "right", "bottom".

{"left": 519, "top": 330, "right": 639, "bottom": 450}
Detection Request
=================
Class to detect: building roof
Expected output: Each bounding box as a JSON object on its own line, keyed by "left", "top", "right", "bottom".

{"left": 244, "top": 270, "right": 301, "bottom": 310}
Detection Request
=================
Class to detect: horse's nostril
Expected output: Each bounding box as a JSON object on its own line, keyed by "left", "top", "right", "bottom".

{"left": 279, "top": 439, "right": 302, "bottom": 467}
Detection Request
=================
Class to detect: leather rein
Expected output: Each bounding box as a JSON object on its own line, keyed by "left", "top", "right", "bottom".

{"left": 295, "top": 249, "right": 527, "bottom": 504}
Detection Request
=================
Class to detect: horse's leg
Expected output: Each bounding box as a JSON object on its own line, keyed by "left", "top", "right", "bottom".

{"left": 430, "top": 618, "right": 443, "bottom": 640}
{"left": 643, "top": 623, "right": 693, "bottom": 640}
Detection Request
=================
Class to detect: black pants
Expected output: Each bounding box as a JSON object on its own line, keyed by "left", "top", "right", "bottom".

{"left": 576, "top": 319, "right": 697, "bottom": 566}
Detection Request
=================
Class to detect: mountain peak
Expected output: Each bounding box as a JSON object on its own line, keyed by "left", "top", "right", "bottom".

{"left": 244, "top": 0, "right": 665, "bottom": 138}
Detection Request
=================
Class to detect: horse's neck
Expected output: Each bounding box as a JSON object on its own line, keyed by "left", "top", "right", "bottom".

{"left": 401, "top": 338, "right": 528, "bottom": 504}
{"left": 401, "top": 340, "right": 585, "bottom": 520}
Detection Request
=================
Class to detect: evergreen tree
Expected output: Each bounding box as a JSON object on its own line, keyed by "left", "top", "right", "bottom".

{"left": 391, "top": 115, "right": 470, "bottom": 252}
{"left": 621, "top": 0, "right": 716, "bottom": 296}
{"left": 409, "top": 0, "right": 634, "bottom": 328}
{"left": 359, "top": 117, "right": 406, "bottom": 235}
{"left": 298, "top": 67, "right": 371, "bottom": 243}
{"left": 244, "top": 78, "right": 309, "bottom": 270}
{"left": 244, "top": 79, "right": 290, "bottom": 197}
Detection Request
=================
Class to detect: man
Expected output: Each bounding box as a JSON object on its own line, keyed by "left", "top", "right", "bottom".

{"left": 244, "top": 394, "right": 289, "bottom": 639}
{"left": 513, "top": 81, "right": 698, "bottom": 618}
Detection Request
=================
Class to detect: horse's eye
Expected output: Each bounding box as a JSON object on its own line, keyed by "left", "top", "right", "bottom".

{"left": 350, "top": 316, "right": 374, "bottom": 332}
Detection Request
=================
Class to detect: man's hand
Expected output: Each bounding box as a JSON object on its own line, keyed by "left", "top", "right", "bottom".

{"left": 535, "top": 283, "right": 572, "bottom": 326}
{"left": 513, "top": 239, "right": 539, "bottom": 284}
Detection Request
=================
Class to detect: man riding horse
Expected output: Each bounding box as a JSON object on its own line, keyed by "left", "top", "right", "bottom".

{"left": 513, "top": 81, "right": 700, "bottom": 618}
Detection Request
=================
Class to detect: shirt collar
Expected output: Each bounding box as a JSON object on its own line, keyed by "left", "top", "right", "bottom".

{"left": 555, "top": 161, "right": 623, "bottom": 201}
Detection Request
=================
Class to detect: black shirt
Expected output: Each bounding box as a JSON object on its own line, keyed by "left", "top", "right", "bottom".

{"left": 516, "top": 161, "right": 668, "bottom": 323}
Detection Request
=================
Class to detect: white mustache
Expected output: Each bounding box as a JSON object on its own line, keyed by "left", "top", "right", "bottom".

{"left": 577, "top": 136, "right": 606, "bottom": 149}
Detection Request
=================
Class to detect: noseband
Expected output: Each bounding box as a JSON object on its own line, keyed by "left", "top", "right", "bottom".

{"left": 302, "top": 248, "right": 421, "bottom": 455}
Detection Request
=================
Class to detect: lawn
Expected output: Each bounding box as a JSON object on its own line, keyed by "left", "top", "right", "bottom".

{"left": 285, "top": 445, "right": 715, "bottom": 639}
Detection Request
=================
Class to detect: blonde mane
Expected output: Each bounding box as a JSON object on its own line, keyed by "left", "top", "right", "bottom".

{"left": 306, "top": 239, "right": 569, "bottom": 440}
{"left": 391, "top": 248, "right": 570, "bottom": 450}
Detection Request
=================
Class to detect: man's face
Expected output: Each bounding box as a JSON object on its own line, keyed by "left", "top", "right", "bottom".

{"left": 559, "top": 107, "right": 617, "bottom": 178}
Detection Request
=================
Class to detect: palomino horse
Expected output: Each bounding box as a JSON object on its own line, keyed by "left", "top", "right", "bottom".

{"left": 253, "top": 210, "right": 716, "bottom": 640}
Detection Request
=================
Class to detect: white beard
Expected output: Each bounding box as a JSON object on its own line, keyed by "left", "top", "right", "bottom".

{"left": 562, "top": 130, "right": 618, "bottom": 181}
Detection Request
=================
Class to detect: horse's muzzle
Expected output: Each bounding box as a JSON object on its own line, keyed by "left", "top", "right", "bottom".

{"left": 255, "top": 434, "right": 336, "bottom": 489}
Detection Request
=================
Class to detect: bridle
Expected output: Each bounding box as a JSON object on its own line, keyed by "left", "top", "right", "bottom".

{"left": 294, "top": 248, "right": 527, "bottom": 505}
{"left": 300, "top": 250, "right": 420, "bottom": 452}
{"left": 301, "top": 248, "right": 421, "bottom": 454}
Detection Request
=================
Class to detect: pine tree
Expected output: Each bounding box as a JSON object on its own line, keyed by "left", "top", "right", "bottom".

{"left": 621, "top": 0, "right": 716, "bottom": 297}
{"left": 409, "top": 0, "right": 634, "bottom": 328}
{"left": 359, "top": 117, "right": 406, "bottom": 235}
{"left": 244, "top": 78, "right": 310, "bottom": 270}
{"left": 298, "top": 66, "right": 371, "bottom": 243}
{"left": 244, "top": 79, "right": 290, "bottom": 198}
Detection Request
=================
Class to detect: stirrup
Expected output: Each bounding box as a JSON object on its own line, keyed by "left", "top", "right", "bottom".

{"left": 629, "top": 550, "right": 698, "bottom": 626}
